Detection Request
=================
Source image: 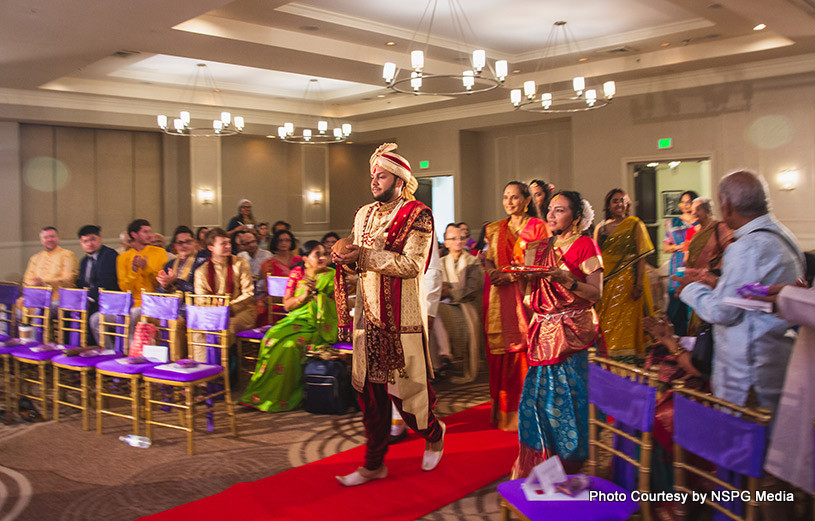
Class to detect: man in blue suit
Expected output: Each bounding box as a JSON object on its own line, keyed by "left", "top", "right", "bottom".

{"left": 76, "top": 225, "right": 119, "bottom": 345}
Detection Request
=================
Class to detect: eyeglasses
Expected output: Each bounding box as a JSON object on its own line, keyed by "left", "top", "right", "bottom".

{"left": 240, "top": 205, "right": 252, "bottom": 209}
{"left": 445, "top": 236, "right": 467, "bottom": 241}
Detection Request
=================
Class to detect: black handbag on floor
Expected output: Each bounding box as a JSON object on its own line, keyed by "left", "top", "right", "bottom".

{"left": 304, "top": 358, "right": 353, "bottom": 415}
{"left": 692, "top": 322, "right": 713, "bottom": 379}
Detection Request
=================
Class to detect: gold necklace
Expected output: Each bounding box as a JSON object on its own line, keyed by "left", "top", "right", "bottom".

{"left": 508, "top": 215, "right": 528, "bottom": 234}
{"left": 555, "top": 234, "right": 579, "bottom": 248}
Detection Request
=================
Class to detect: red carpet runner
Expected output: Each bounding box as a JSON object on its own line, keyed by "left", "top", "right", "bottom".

{"left": 140, "top": 403, "right": 518, "bottom": 521}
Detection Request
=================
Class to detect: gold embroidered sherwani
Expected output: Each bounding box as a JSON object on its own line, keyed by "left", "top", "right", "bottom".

{"left": 192, "top": 255, "right": 254, "bottom": 361}
{"left": 349, "top": 198, "right": 434, "bottom": 429}
{"left": 23, "top": 247, "right": 78, "bottom": 300}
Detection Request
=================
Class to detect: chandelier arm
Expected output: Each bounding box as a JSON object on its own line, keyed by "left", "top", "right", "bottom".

{"left": 449, "top": 0, "right": 469, "bottom": 65}
{"left": 422, "top": 0, "right": 439, "bottom": 57}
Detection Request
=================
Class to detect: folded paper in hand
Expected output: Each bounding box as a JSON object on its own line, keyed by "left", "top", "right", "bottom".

{"left": 722, "top": 296, "right": 773, "bottom": 313}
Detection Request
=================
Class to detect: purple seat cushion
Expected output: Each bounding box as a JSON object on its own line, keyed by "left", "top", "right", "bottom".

{"left": 95, "top": 357, "right": 160, "bottom": 375}
{"left": 332, "top": 342, "right": 353, "bottom": 351}
{"left": 142, "top": 363, "right": 222, "bottom": 382}
{"left": 0, "top": 334, "right": 10, "bottom": 342}
{"left": 52, "top": 353, "right": 119, "bottom": 368}
{"left": 237, "top": 326, "right": 271, "bottom": 340}
{"left": 0, "top": 339, "right": 40, "bottom": 355}
{"left": 497, "top": 477, "right": 639, "bottom": 521}
{"left": 13, "top": 346, "right": 64, "bottom": 361}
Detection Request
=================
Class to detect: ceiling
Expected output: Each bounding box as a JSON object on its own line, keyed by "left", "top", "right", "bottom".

{"left": 2, "top": 0, "right": 815, "bottom": 133}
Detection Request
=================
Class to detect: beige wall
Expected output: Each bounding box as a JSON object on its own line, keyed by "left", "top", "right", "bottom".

{"left": 1, "top": 69, "right": 814, "bottom": 283}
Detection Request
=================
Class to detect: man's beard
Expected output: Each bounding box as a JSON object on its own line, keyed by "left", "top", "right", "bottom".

{"left": 373, "top": 182, "right": 398, "bottom": 202}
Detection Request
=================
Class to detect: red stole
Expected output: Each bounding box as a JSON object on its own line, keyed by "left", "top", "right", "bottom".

{"left": 206, "top": 256, "right": 234, "bottom": 295}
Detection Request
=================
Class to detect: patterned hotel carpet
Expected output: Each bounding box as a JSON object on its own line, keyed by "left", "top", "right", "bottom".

{"left": 0, "top": 370, "right": 510, "bottom": 521}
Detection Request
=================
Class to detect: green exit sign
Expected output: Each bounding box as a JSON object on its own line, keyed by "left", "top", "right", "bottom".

{"left": 419, "top": 160, "right": 430, "bottom": 169}
{"left": 658, "top": 138, "right": 673, "bottom": 149}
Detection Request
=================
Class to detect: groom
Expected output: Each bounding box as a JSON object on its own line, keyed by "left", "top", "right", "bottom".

{"left": 332, "top": 143, "right": 446, "bottom": 486}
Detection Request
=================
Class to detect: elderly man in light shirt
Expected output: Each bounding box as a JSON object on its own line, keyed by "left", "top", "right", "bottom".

{"left": 676, "top": 170, "right": 804, "bottom": 414}
{"left": 236, "top": 230, "right": 272, "bottom": 298}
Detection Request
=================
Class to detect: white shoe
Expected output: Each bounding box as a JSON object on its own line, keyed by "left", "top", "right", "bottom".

{"left": 421, "top": 421, "right": 446, "bottom": 471}
{"left": 335, "top": 466, "right": 388, "bottom": 486}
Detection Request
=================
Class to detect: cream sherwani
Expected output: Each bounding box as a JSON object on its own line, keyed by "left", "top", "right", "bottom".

{"left": 439, "top": 252, "right": 484, "bottom": 382}
{"left": 350, "top": 198, "right": 434, "bottom": 429}
{"left": 23, "top": 246, "right": 78, "bottom": 299}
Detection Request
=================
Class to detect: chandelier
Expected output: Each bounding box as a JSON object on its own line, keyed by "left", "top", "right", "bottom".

{"left": 510, "top": 22, "right": 616, "bottom": 113}
{"left": 157, "top": 63, "right": 244, "bottom": 137}
{"left": 382, "top": 0, "right": 508, "bottom": 96}
{"left": 277, "top": 79, "right": 352, "bottom": 144}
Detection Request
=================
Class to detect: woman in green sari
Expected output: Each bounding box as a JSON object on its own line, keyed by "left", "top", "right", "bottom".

{"left": 241, "top": 240, "right": 338, "bottom": 412}
{"left": 594, "top": 189, "right": 655, "bottom": 363}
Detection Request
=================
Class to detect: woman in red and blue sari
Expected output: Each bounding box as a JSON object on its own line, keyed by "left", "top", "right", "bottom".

{"left": 664, "top": 190, "right": 697, "bottom": 335}
{"left": 512, "top": 190, "right": 603, "bottom": 477}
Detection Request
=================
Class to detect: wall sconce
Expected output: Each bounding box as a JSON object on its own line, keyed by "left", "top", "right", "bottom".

{"left": 307, "top": 189, "right": 323, "bottom": 205}
{"left": 777, "top": 169, "right": 799, "bottom": 191}
{"left": 197, "top": 188, "right": 215, "bottom": 205}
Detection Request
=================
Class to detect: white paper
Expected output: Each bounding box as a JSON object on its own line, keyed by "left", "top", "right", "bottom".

{"left": 723, "top": 296, "right": 773, "bottom": 313}
{"left": 155, "top": 362, "right": 218, "bottom": 375}
{"left": 142, "top": 344, "right": 169, "bottom": 363}
{"left": 521, "top": 457, "right": 590, "bottom": 501}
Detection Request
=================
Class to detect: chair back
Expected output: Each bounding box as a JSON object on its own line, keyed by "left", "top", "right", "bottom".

{"left": 185, "top": 294, "right": 231, "bottom": 368}
{"left": 0, "top": 281, "right": 19, "bottom": 337}
{"left": 98, "top": 289, "right": 133, "bottom": 355}
{"left": 21, "top": 285, "right": 53, "bottom": 343}
{"left": 57, "top": 288, "right": 88, "bottom": 347}
{"left": 267, "top": 275, "right": 289, "bottom": 323}
{"left": 587, "top": 348, "right": 657, "bottom": 518}
{"left": 673, "top": 385, "right": 771, "bottom": 520}
{"left": 140, "top": 292, "right": 181, "bottom": 353}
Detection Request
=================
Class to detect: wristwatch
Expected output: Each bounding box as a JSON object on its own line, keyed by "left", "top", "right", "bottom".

{"left": 569, "top": 279, "right": 579, "bottom": 291}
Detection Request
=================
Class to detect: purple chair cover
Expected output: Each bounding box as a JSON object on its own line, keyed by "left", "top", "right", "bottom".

{"left": 95, "top": 357, "right": 160, "bottom": 375}
{"left": 187, "top": 305, "right": 230, "bottom": 365}
{"left": 23, "top": 287, "right": 51, "bottom": 308}
{"left": 497, "top": 476, "right": 639, "bottom": 521}
{"left": 142, "top": 364, "right": 222, "bottom": 382}
{"left": 58, "top": 288, "right": 88, "bottom": 347}
{"left": 98, "top": 291, "right": 132, "bottom": 315}
{"left": 52, "top": 352, "right": 118, "bottom": 367}
{"left": 267, "top": 276, "right": 288, "bottom": 297}
{"left": 0, "top": 285, "right": 19, "bottom": 306}
{"left": 0, "top": 334, "right": 9, "bottom": 342}
{"left": 589, "top": 364, "right": 656, "bottom": 432}
{"left": 332, "top": 342, "right": 353, "bottom": 351}
{"left": 141, "top": 294, "right": 180, "bottom": 321}
{"left": 674, "top": 394, "right": 767, "bottom": 477}
{"left": 98, "top": 291, "right": 133, "bottom": 354}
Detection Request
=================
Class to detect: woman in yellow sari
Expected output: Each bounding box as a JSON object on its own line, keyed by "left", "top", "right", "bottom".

{"left": 484, "top": 181, "right": 548, "bottom": 430}
{"left": 594, "top": 189, "right": 654, "bottom": 363}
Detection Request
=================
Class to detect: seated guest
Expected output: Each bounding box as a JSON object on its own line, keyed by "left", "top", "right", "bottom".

{"left": 258, "top": 229, "right": 302, "bottom": 326}
{"left": 456, "top": 221, "right": 477, "bottom": 251}
{"left": 192, "top": 228, "right": 254, "bottom": 361}
{"left": 117, "top": 219, "right": 167, "bottom": 308}
{"left": 151, "top": 233, "right": 173, "bottom": 261}
{"left": 257, "top": 222, "right": 271, "bottom": 251}
{"left": 322, "top": 232, "right": 340, "bottom": 269}
{"left": 116, "top": 230, "right": 131, "bottom": 254}
{"left": 156, "top": 226, "right": 206, "bottom": 297}
{"left": 240, "top": 240, "right": 337, "bottom": 412}
{"left": 236, "top": 230, "right": 272, "bottom": 297}
{"left": 76, "top": 225, "right": 119, "bottom": 345}
{"left": 271, "top": 220, "right": 291, "bottom": 234}
{"left": 195, "top": 226, "right": 209, "bottom": 251}
{"left": 23, "top": 226, "right": 78, "bottom": 300}
{"left": 437, "top": 225, "right": 484, "bottom": 382}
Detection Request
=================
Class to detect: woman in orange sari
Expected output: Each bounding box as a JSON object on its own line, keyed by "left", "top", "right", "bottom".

{"left": 484, "top": 181, "right": 549, "bottom": 430}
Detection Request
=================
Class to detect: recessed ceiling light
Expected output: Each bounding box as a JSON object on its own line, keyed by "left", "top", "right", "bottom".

{"left": 512, "top": 69, "right": 521, "bottom": 74}
{"left": 578, "top": 57, "right": 588, "bottom": 62}
{"left": 266, "top": 135, "right": 275, "bottom": 139}
{"left": 386, "top": 41, "right": 396, "bottom": 46}
{"left": 660, "top": 42, "right": 671, "bottom": 47}
{"left": 753, "top": 23, "right": 766, "bottom": 31}
{"left": 346, "top": 141, "right": 354, "bottom": 144}
{"left": 377, "top": 94, "right": 386, "bottom": 98}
